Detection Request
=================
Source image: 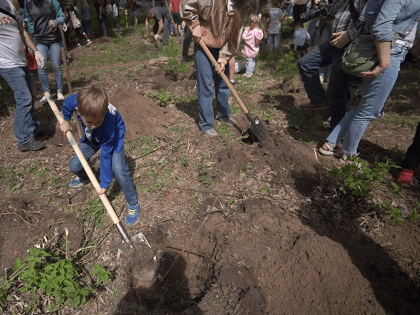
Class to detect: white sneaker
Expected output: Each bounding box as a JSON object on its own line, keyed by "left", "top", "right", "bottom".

{"left": 39, "top": 95, "right": 47, "bottom": 103}
{"left": 57, "top": 92, "right": 65, "bottom": 101}
{"left": 319, "top": 75, "right": 324, "bottom": 84}
{"left": 77, "top": 43, "right": 81, "bottom": 47}
{"left": 86, "top": 39, "right": 92, "bottom": 45}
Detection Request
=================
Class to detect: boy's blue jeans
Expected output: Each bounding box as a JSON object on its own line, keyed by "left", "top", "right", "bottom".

{"left": 69, "top": 141, "right": 138, "bottom": 205}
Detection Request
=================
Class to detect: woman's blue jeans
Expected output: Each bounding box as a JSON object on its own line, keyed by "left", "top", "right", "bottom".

{"left": 194, "top": 43, "right": 231, "bottom": 131}
{"left": 36, "top": 42, "right": 64, "bottom": 93}
{"left": 267, "top": 33, "right": 281, "bottom": 52}
{"left": 327, "top": 44, "right": 409, "bottom": 155}
{"left": 0, "top": 66, "right": 40, "bottom": 145}
{"left": 69, "top": 141, "right": 138, "bottom": 205}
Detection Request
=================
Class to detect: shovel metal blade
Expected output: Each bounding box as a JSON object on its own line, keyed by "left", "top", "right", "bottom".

{"left": 246, "top": 113, "right": 268, "bottom": 141}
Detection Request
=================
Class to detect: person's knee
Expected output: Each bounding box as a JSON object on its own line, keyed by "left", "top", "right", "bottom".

{"left": 69, "top": 158, "right": 82, "bottom": 173}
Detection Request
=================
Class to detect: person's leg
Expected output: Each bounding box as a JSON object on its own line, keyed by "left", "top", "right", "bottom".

{"left": 297, "top": 41, "right": 332, "bottom": 104}
{"left": 214, "top": 51, "right": 231, "bottom": 121}
{"left": 182, "top": 26, "right": 192, "bottom": 60}
{"left": 194, "top": 44, "right": 216, "bottom": 131}
{"left": 0, "top": 67, "right": 40, "bottom": 146}
{"left": 87, "top": 19, "right": 93, "bottom": 39}
{"left": 267, "top": 34, "right": 274, "bottom": 50}
{"left": 112, "top": 147, "right": 138, "bottom": 205}
{"left": 48, "top": 42, "right": 64, "bottom": 93}
{"left": 274, "top": 32, "right": 281, "bottom": 52}
{"left": 404, "top": 120, "right": 420, "bottom": 171}
{"left": 36, "top": 43, "right": 50, "bottom": 93}
{"left": 69, "top": 141, "right": 99, "bottom": 180}
{"left": 229, "top": 56, "right": 235, "bottom": 82}
{"left": 22, "top": 66, "right": 41, "bottom": 137}
{"left": 134, "top": 9, "right": 138, "bottom": 26}
{"left": 245, "top": 57, "right": 252, "bottom": 75}
{"left": 249, "top": 58, "right": 256, "bottom": 75}
{"left": 162, "top": 16, "right": 170, "bottom": 45}
{"left": 326, "top": 47, "right": 352, "bottom": 130}
{"left": 340, "top": 44, "right": 409, "bottom": 155}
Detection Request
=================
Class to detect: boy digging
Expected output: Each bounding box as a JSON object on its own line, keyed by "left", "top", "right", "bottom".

{"left": 60, "top": 85, "right": 141, "bottom": 226}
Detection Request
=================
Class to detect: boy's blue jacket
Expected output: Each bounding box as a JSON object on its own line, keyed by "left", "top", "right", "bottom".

{"left": 63, "top": 94, "right": 126, "bottom": 190}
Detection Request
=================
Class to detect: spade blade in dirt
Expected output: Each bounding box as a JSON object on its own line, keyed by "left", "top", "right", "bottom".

{"left": 246, "top": 113, "right": 268, "bottom": 141}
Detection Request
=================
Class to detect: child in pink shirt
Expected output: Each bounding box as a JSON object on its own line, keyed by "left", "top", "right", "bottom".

{"left": 241, "top": 14, "right": 263, "bottom": 77}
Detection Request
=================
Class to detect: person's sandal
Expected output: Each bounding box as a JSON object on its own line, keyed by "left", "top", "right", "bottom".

{"left": 318, "top": 142, "right": 336, "bottom": 156}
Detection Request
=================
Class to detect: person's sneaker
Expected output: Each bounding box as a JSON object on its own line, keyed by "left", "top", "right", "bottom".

{"left": 181, "top": 57, "right": 187, "bottom": 63}
{"left": 397, "top": 169, "right": 414, "bottom": 187}
{"left": 17, "top": 139, "right": 45, "bottom": 152}
{"left": 220, "top": 116, "right": 237, "bottom": 127}
{"left": 243, "top": 73, "right": 252, "bottom": 78}
{"left": 86, "top": 39, "right": 92, "bottom": 45}
{"left": 125, "top": 202, "right": 141, "bottom": 226}
{"left": 318, "top": 141, "right": 336, "bottom": 156}
{"left": 319, "top": 75, "right": 324, "bottom": 84}
{"left": 39, "top": 95, "right": 48, "bottom": 104}
{"left": 203, "top": 128, "right": 218, "bottom": 136}
{"left": 298, "top": 100, "right": 330, "bottom": 111}
{"left": 57, "top": 92, "right": 65, "bottom": 101}
{"left": 229, "top": 79, "right": 238, "bottom": 86}
{"left": 34, "top": 126, "right": 55, "bottom": 138}
{"left": 69, "top": 177, "right": 89, "bottom": 188}
{"left": 77, "top": 43, "right": 81, "bottom": 47}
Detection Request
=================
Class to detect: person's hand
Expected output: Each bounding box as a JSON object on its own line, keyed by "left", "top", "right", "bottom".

{"left": 60, "top": 120, "right": 72, "bottom": 133}
{"left": 360, "top": 63, "right": 389, "bottom": 78}
{"left": 34, "top": 51, "right": 45, "bottom": 69}
{"left": 216, "top": 58, "right": 227, "bottom": 74}
{"left": 62, "top": 23, "right": 67, "bottom": 32}
{"left": 48, "top": 19, "right": 58, "bottom": 28}
{"left": 330, "top": 31, "right": 350, "bottom": 49}
{"left": 95, "top": 187, "right": 106, "bottom": 196}
{"left": 154, "top": 34, "right": 159, "bottom": 41}
{"left": 192, "top": 24, "right": 202, "bottom": 42}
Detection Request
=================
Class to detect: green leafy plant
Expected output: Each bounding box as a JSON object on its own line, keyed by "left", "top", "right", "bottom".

{"left": 79, "top": 199, "right": 107, "bottom": 229}
{"left": 261, "top": 185, "right": 271, "bottom": 192}
{"left": 164, "top": 58, "right": 189, "bottom": 74}
{"left": 410, "top": 202, "right": 420, "bottom": 222}
{"left": 148, "top": 91, "right": 172, "bottom": 107}
{"left": 330, "top": 157, "right": 399, "bottom": 197}
{"left": 376, "top": 203, "right": 403, "bottom": 225}
{"left": 196, "top": 155, "right": 216, "bottom": 186}
{"left": 92, "top": 264, "right": 112, "bottom": 285}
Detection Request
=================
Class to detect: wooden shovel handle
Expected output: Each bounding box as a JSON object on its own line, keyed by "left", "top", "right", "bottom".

{"left": 193, "top": 33, "right": 249, "bottom": 114}
{"left": 45, "top": 92, "right": 120, "bottom": 224}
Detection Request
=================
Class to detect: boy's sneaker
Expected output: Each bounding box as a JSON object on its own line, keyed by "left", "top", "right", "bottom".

{"left": 57, "top": 92, "right": 65, "bottom": 101}
{"left": 39, "top": 95, "right": 48, "bottom": 103}
{"left": 397, "top": 169, "right": 414, "bottom": 187}
{"left": 17, "top": 139, "right": 45, "bottom": 152}
{"left": 203, "top": 128, "right": 218, "bottom": 136}
{"left": 220, "top": 116, "right": 237, "bottom": 127}
{"left": 229, "top": 79, "right": 238, "bottom": 86}
{"left": 125, "top": 202, "right": 141, "bottom": 226}
{"left": 69, "top": 177, "right": 89, "bottom": 188}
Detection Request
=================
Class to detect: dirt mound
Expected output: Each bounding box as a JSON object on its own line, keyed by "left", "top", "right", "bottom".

{"left": 109, "top": 86, "right": 177, "bottom": 139}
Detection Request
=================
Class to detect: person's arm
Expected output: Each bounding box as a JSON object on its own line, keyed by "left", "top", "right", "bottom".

{"left": 360, "top": 40, "right": 391, "bottom": 77}
{"left": 23, "top": 0, "right": 35, "bottom": 35}
{"left": 157, "top": 18, "right": 164, "bottom": 35}
{"left": 52, "top": 0, "right": 66, "bottom": 24}
{"left": 145, "top": 16, "right": 149, "bottom": 28}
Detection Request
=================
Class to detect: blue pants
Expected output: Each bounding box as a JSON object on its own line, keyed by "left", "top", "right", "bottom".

{"left": 298, "top": 41, "right": 353, "bottom": 130}
{"left": 194, "top": 43, "right": 231, "bottom": 131}
{"left": 36, "top": 42, "right": 64, "bottom": 93}
{"left": 0, "top": 66, "right": 40, "bottom": 145}
{"left": 69, "top": 141, "right": 138, "bottom": 205}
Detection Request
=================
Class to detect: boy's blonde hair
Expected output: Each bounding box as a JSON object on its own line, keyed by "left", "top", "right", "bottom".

{"left": 77, "top": 85, "right": 108, "bottom": 119}
{"left": 249, "top": 14, "right": 260, "bottom": 26}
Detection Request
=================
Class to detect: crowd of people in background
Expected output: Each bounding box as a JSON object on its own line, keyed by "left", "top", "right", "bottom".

{"left": 1, "top": 0, "right": 420, "bottom": 212}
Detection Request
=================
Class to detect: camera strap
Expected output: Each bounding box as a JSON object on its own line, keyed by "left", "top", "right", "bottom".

{"left": 348, "top": 0, "right": 360, "bottom": 22}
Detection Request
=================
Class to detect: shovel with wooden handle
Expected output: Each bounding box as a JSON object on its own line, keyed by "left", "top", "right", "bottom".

{"left": 59, "top": 25, "right": 83, "bottom": 140}
{"left": 191, "top": 29, "right": 268, "bottom": 141}
{"left": 44, "top": 92, "right": 135, "bottom": 248}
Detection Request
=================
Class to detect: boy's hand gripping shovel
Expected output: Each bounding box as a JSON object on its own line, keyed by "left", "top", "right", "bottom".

{"left": 44, "top": 92, "right": 142, "bottom": 249}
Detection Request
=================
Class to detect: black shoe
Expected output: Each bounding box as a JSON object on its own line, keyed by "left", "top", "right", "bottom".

{"left": 229, "top": 79, "right": 238, "bottom": 86}
{"left": 34, "top": 126, "right": 55, "bottom": 139}
{"left": 181, "top": 57, "right": 187, "bottom": 63}
{"left": 17, "top": 139, "right": 45, "bottom": 152}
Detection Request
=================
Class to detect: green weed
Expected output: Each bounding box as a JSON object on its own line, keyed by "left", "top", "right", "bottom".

{"left": 376, "top": 203, "right": 403, "bottom": 225}
{"left": 261, "top": 185, "right": 271, "bottom": 192}
{"left": 0, "top": 166, "right": 23, "bottom": 193}
{"left": 79, "top": 199, "right": 107, "bottom": 229}
{"left": 331, "top": 157, "right": 399, "bottom": 197}
{"left": 164, "top": 58, "right": 189, "bottom": 74}
{"left": 410, "top": 202, "right": 420, "bottom": 222}
{"left": 274, "top": 51, "right": 299, "bottom": 79}
{"left": 148, "top": 91, "right": 172, "bottom": 107}
{"left": 196, "top": 155, "right": 216, "bottom": 186}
